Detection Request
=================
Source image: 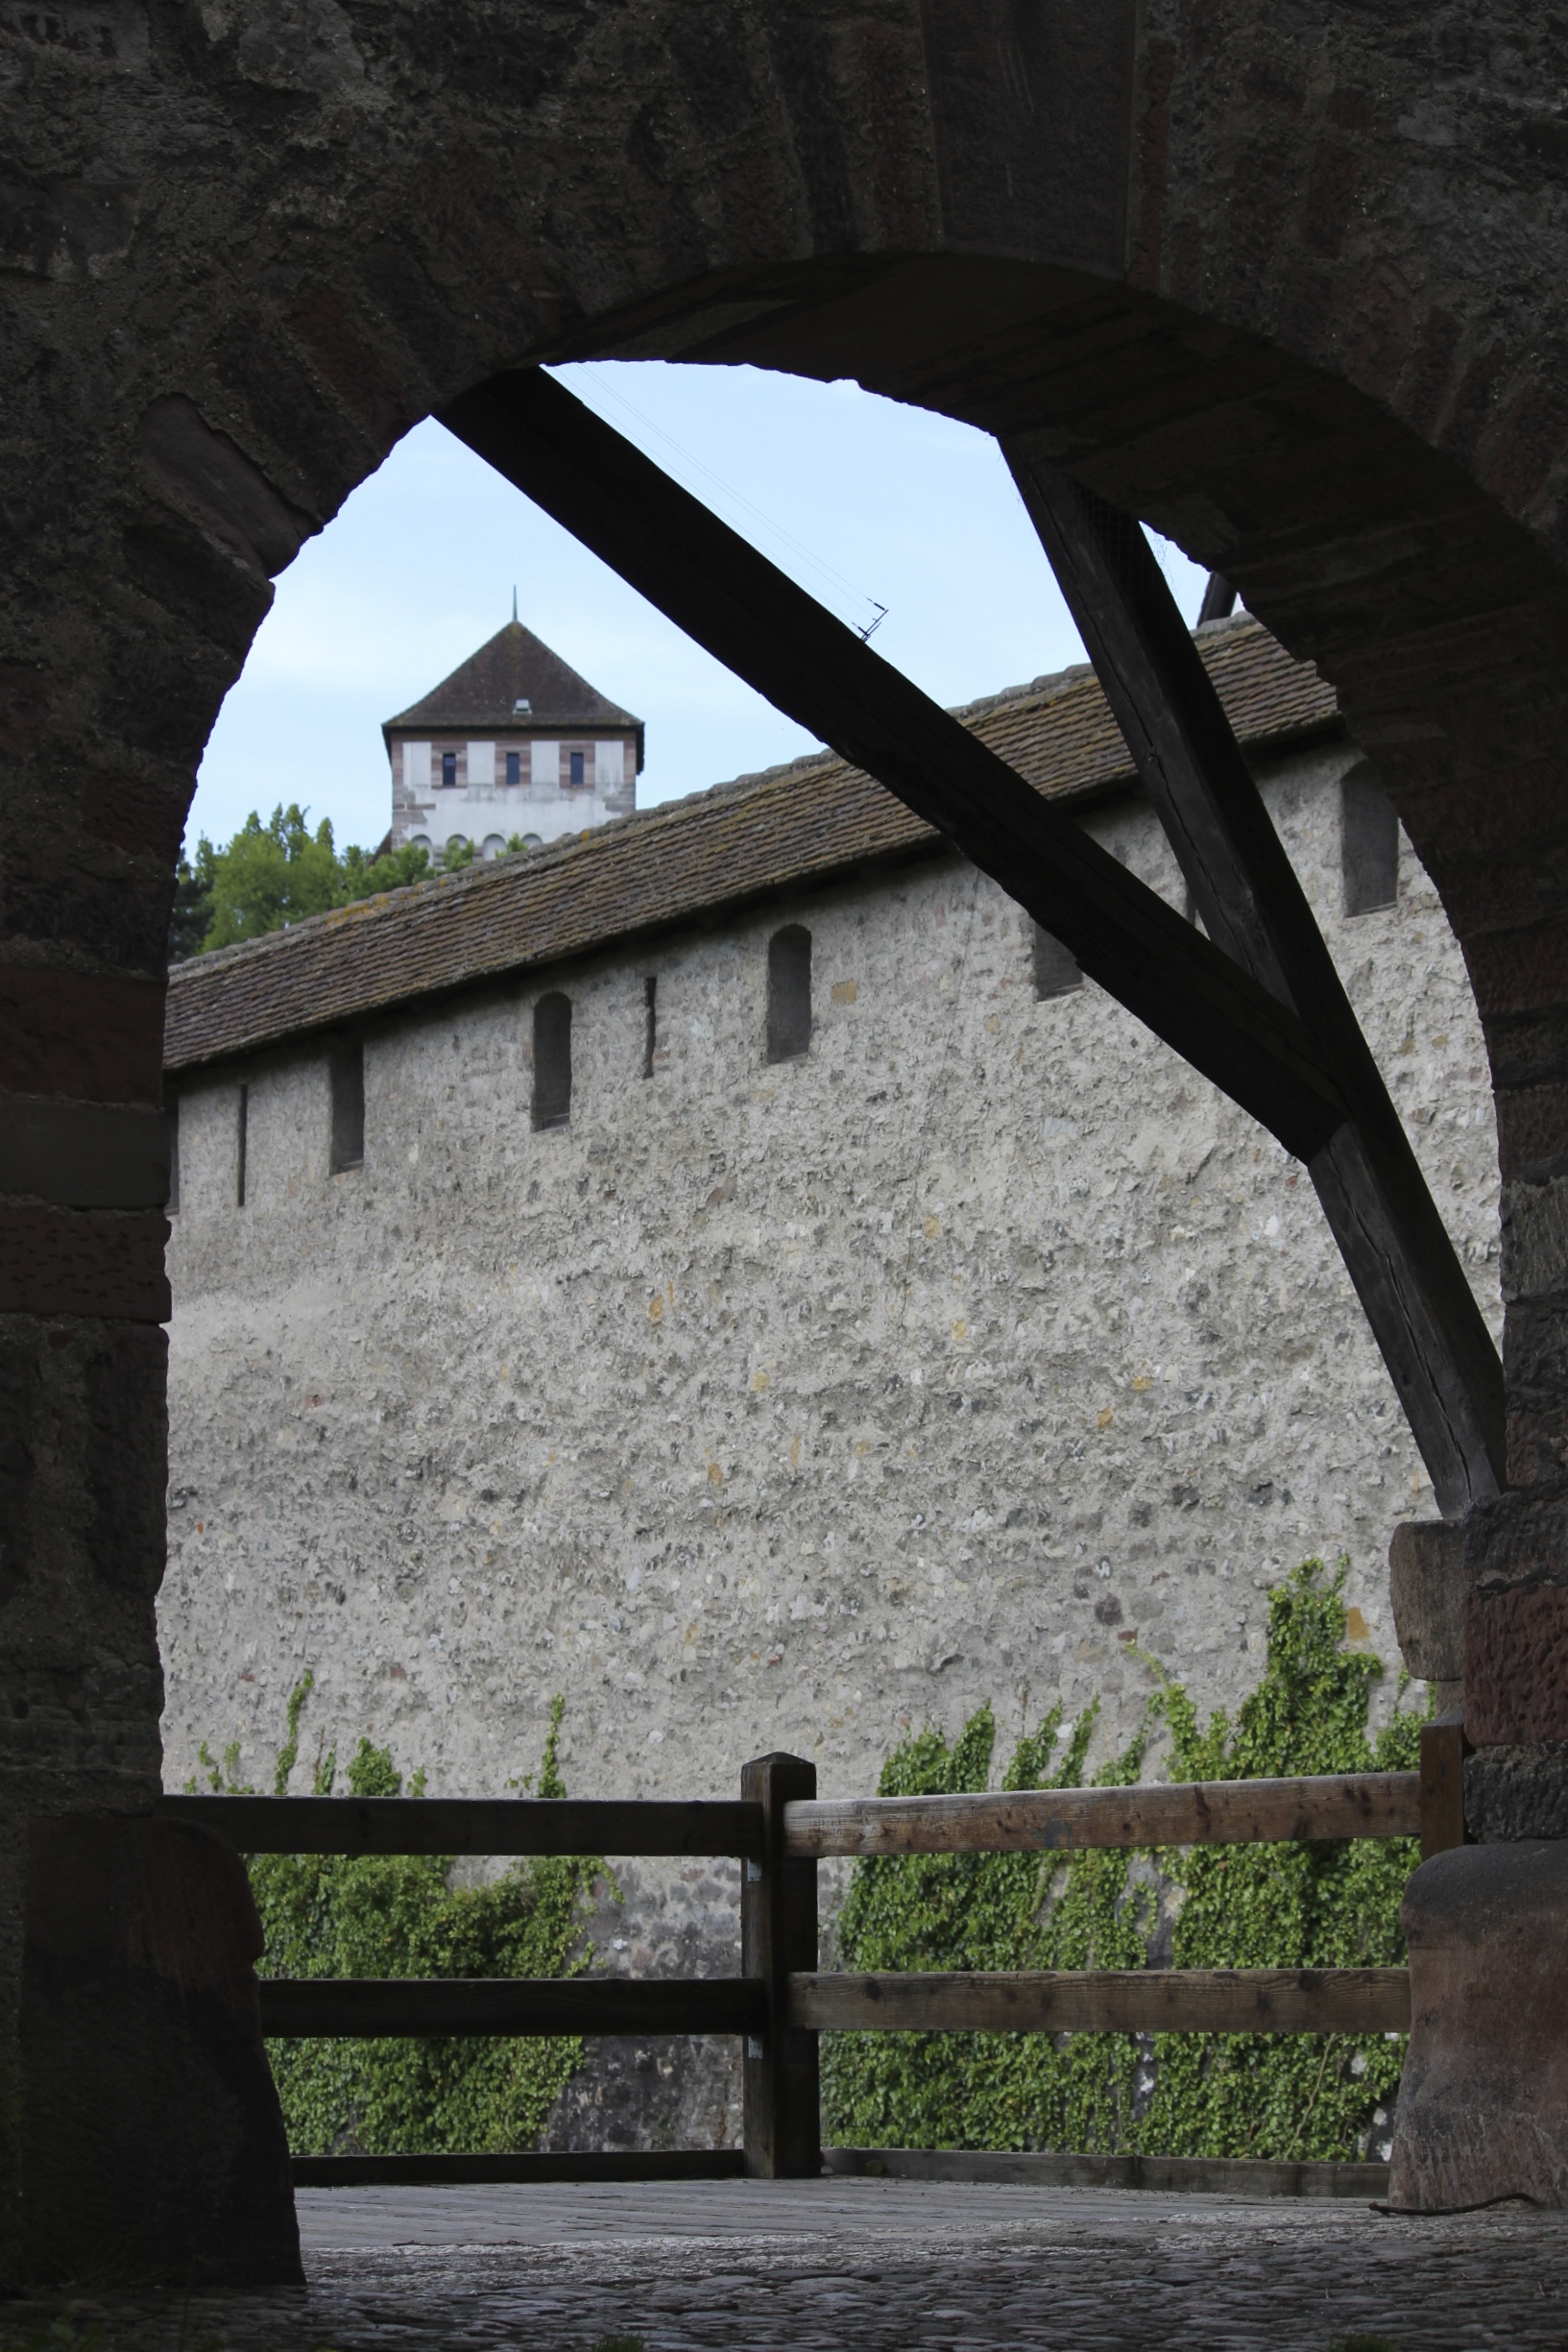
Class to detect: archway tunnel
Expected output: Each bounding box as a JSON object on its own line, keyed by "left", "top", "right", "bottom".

{"left": 7, "top": 0, "right": 1568, "bottom": 2278}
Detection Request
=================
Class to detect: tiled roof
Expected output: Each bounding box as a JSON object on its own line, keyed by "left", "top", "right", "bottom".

{"left": 167, "top": 618, "right": 1338, "bottom": 1076}
{"left": 383, "top": 618, "right": 641, "bottom": 740}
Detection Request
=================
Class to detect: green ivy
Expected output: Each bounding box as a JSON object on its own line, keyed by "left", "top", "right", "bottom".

{"left": 823, "top": 1560, "right": 1424, "bottom": 2161}
{"left": 203, "top": 1687, "right": 611, "bottom": 2156}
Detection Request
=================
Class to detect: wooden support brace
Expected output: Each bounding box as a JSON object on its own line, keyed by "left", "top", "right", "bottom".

{"left": 1418, "top": 1709, "right": 1469, "bottom": 1860}
{"left": 438, "top": 372, "right": 1346, "bottom": 1165}
{"left": 741, "top": 1751, "right": 820, "bottom": 2179}
{"left": 1002, "top": 442, "right": 1506, "bottom": 1519}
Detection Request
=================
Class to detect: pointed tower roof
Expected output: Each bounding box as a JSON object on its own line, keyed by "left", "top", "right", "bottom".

{"left": 383, "top": 619, "right": 643, "bottom": 764}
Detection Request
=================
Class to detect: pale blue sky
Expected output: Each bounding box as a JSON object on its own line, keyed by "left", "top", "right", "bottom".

{"left": 188, "top": 364, "right": 1210, "bottom": 858}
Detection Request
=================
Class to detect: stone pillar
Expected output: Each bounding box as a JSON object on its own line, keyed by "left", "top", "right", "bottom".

{"left": 1387, "top": 1173, "right": 1568, "bottom": 2204}
{"left": 19, "top": 1814, "right": 300, "bottom": 2285}
{"left": 0, "top": 423, "right": 304, "bottom": 2271}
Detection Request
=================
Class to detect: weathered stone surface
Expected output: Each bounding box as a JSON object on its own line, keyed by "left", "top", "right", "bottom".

{"left": 18, "top": 1812, "right": 301, "bottom": 2285}
{"left": 1464, "top": 1580, "right": 1568, "bottom": 1746}
{"left": 1390, "top": 1518, "right": 1469, "bottom": 1684}
{"left": 1390, "top": 1842, "right": 1568, "bottom": 2211}
{"left": 157, "top": 735, "right": 1498, "bottom": 2143}
{"left": 20, "top": 2178, "right": 1568, "bottom": 2350}
{"left": 1466, "top": 1745, "right": 1568, "bottom": 1844}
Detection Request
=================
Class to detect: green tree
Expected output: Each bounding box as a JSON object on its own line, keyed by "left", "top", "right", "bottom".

{"left": 184, "top": 805, "right": 437, "bottom": 956}
{"left": 168, "top": 845, "right": 216, "bottom": 961}
{"left": 200, "top": 804, "right": 350, "bottom": 949}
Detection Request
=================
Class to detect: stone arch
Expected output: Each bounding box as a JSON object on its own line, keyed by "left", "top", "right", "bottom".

{"left": 8, "top": 0, "right": 1568, "bottom": 2259}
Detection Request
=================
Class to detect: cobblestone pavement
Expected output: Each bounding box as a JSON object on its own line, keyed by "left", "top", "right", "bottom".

{"left": 16, "top": 2180, "right": 1568, "bottom": 2350}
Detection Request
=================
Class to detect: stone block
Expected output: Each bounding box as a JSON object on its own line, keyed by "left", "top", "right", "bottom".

{"left": 0, "top": 1208, "right": 171, "bottom": 1321}
{"left": 17, "top": 1812, "right": 301, "bottom": 2286}
{"left": 1464, "top": 1580, "right": 1568, "bottom": 1745}
{"left": 0, "top": 968, "right": 166, "bottom": 1103}
{"left": 1389, "top": 1518, "right": 1468, "bottom": 1683}
{"left": 1465, "top": 1745, "right": 1568, "bottom": 1842}
{"left": 1389, "top": 1840, "right": 1568, "bottom": 2210}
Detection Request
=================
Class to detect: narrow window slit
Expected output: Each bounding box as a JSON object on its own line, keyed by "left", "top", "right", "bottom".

{"left": 330, "top": 1039, "right": 365, "bottom": 1173}
{"left": 767, "top": 926, "right": 811, "bottom": 1061}
{"left": 1032, "top": 925, "right": 1083, "bottom": 1000}
{"left": 533, "top": 992, "right": 572, "bottom": 1128}
{"left": 642, "top": 976, "right": 658, "bottom": 1079}
{"left": 1342, "top": 762, "right": 1400, "bottom": 915}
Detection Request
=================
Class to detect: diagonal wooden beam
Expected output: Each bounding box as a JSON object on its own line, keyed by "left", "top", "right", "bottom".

{"left": 440, "top": 370, "right": 1344, "bottom": 1165}
{"left": 1002, "top": 438, "right": 1505, "bottom": 1516}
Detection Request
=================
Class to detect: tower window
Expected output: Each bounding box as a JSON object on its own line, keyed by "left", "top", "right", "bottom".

{"left": 1342, "top": 763, "right": 1400, "bottom": 915}
{"left": 1032, "top": 925, "right": 1083, "bottom": 1000}
{"left": 569, "top": 749, "right": 586, "bottom": 787}
{"left": 442, "top": 750, "right": 457, "bottom": 788}
{"left": 329, "top": 1039, "right": 364, "bottom": 1174}
{"left": 533, "top": 992, "right": 572, "bottom": 1129}
{"left": 642, "top": 976, "right": 658, "bottom": 1079}
{"left": 506, "top": 750, "right": 520, "bottom": 787}
{"left": 767, "top": 925, "right": 811, "bottom": 1062}
{"left": 236, "top": 1083, "right": 249, "bottom": 1207}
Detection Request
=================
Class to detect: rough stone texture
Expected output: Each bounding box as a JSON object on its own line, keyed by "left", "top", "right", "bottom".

{"left": 1389, "top": 1517, "right": 1468, "bottom": 1684}
{"left": 1463, "top": 1582, "right": 1568, "bottom": 1745}
{"left": 157, "top": 737, "right": 1498, "bottom": 2144}
{"left": 15, "top": 2179, "right": 1568, "bottom": 2350}
{"left": 1390, "top": 1842, "right": 1568, "bottom": 2213}
{"left": 1466, "top": 1745, "right": 1568, "bottom": 1844}
{"left": 19, "top": 1813, "right": 301, "bottom": 2285}
{"left": 11, "top": 0, "right": 1568, "bottom": 2264}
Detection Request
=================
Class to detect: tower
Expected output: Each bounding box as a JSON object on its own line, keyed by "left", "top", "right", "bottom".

{"left": 383, "top": 615, "right": 643, "bottom": 860}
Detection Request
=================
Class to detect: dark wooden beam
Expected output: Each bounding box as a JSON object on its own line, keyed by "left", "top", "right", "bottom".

{"left": 438, "top": 371, "right": 1346, "bottom": 1166}
{"left": 1002, "top": 442, "right": 1506, "bottom": 1518}
{"left": 157, "top": 1791, "right": 762, "bottom": 1859}
{"left": 258, "top": 1976, "right": 766, "bottom": 2039}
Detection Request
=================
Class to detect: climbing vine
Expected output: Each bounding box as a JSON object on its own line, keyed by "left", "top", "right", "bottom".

{"left": 822, "top": 1560, "right": 1424, "bottom": 2161}
{"left": 197, "top": 1686, "right": 609, "bottom": 2156}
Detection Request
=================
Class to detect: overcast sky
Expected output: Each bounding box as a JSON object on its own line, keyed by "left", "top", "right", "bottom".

{"left": 188, "top": 363, "right": 1211, "bottom": 859}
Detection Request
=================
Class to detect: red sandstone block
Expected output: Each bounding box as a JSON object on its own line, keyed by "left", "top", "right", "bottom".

{"left": 0, "top": 1207, "right": 170, "bottom": 1321}
{"left": 1464, "top": 1583, "right": 1568, "bottom": 1744}
{"left": 0, "top": 968, "right": 166, "bottom": 1103}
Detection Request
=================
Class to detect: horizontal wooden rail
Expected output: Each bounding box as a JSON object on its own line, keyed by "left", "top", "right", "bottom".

{"left": 257, "top": 1967, "right": 1409, "bottom": 2042}
{"left": 160, "top": 1793, "right": 762, "bottom": 1861}
{"left": 787, "top": 1969, "right": 1411, "bottom": 2035}
{"left": 257, "top": 1976, "right": 766, "bottom": 2039}
{"left": 784, "top": 1773, "right": 1421, "bottom": 1857}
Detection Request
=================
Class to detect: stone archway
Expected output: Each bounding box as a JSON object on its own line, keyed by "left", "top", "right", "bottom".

{"left": 6, "top": 0, "right": 1568, "bottom": 2271}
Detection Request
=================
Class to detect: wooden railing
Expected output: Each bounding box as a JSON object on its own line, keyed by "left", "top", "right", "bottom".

{"left": 159, "top": 1714, "right": 1464, "bottom": 2187}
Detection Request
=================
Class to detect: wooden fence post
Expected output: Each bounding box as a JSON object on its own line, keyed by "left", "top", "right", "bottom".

{"left": 740, "top": 1751, "right": 820, "bottom": 2177}
{"left": 1419, "top": 1709, "right": 1469, "bottom": 1860}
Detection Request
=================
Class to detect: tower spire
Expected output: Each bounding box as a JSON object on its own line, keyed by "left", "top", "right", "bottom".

{"left": 512, "top": 584, "right": 519, "bottom": 623}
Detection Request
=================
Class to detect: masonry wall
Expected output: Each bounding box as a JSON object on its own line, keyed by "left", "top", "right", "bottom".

{"left": 159, "top": 735, "right": 1501, "bottom": 2146}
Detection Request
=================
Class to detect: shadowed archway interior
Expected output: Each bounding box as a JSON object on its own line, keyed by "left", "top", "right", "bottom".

{"left": 6, "top": 0, "right": 1568, "bottom": 2272}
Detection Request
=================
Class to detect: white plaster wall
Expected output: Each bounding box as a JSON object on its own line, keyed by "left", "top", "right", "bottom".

{"left": 162, "top": 739, "right": 1500, "bottom": 1825}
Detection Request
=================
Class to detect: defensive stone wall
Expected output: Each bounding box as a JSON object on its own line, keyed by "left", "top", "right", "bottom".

{"left": 158, "top": 729, "right": 1498, "bottom": 2145}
